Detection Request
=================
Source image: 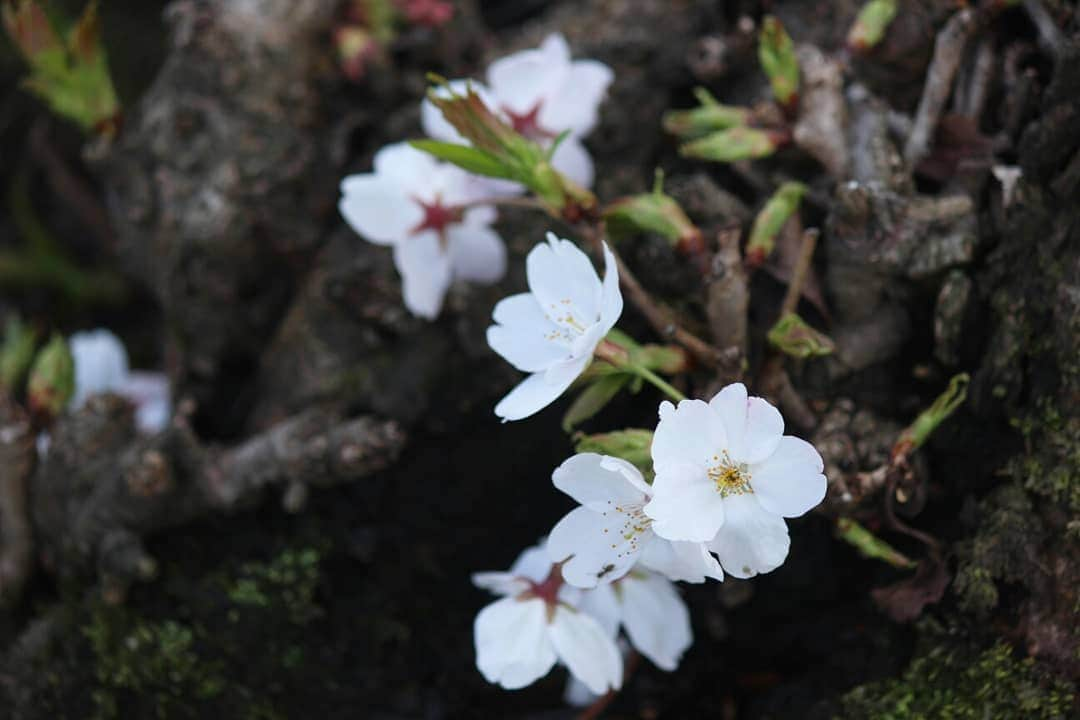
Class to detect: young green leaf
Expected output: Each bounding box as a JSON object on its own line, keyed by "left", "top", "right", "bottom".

{"left": 767, "top": 312, "right": 834, "bottom": 358}
{"left": 758, "top": 16, "right": 799, "bottom": 111}
{"left": 562, "top": 374, "right": 630, "bottom": 432}
{"left": 679, "top": 126, "right": 782, "bottom": 163}
{"left": 746, "top": 181, "right": 806, "bottom": 267}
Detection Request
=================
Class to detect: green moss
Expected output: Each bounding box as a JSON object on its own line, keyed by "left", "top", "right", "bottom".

{"left": 1009, "top": 399, "right": 1080, "bottom": 517}
{"left": 953, "top": 483, "right": 1044, "bottom": 615}
{"left": 839, "top": 633, "right": 1076, "bottom": 719}
{"left": 83, "top": 607, "right": 225, "bottom": 720}
{"left": 223, "top": 547, "right": 323, "bottom": 626}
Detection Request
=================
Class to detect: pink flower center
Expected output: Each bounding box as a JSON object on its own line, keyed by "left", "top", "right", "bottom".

{"left": 503, "top": 102, "right": 556, "bottom": 141}
{"left": 410, "top": 196, "right": 463, "bottom": 237}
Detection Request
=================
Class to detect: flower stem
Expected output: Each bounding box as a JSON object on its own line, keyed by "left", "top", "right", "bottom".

{"left": 632, "top": 365, "right": 686, "bottom": 402}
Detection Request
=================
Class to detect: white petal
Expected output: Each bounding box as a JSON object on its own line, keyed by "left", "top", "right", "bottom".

{"left": 447, "top": 224, "right": 506, "bottom": 284}
{"left": 709, "top": 383, "right": 784, "bottom": 464}
{"left": 472, "top": 572, "right": 529, "bottom": 597}
{"left": 487, "top": 294, "right": 569, "bottom": 373}
{"left": 475, "top": 597, "right": 556, "bottom": 689}
{"left": 70, "top": 329, "right": 130, "bottom": 408}
{"left": 564, "top": 675, "right": 600, "bottom": 707}
{"left": 372, "top": 141, "right": 441, "bottom": 189}
{"left": 651, "top": 399, "right": 727, "bottom": 472}
{"left": 643, "top": 467, "right": 726, "bottom": 543}
{"left": 548, "top": 506, "right": 645, "bottom": 588}
{"left": 598, "top": 242, "right": 623, "bottom": 331}
{"left": 707, "top": 495, "right": 790, "bottom": 578}
{"left": 550, "top": 136, "right": 595, "bottom": 189}
{"left": 487, "top": 38, "right": 568, "bottom": 115}
{"left": 118, "top": 371, "right": 171, "bottom": 434}
{"left": 542, "top": 353, "right": 591, "bottom": 389}
{"left": 509, "top": 543, "right": 554, "bottom": 584}
{"left": 540, "top": 60, "right": 614, "bottom": 137}
{"left": 549, "top": 606, "right": 623, "bottom": 695}
{"left": 494, "top": 369, "right": 578, "bottom": 422}
{"left": 619, "top": 572, "right": 692, "bottom": 671}
{"left": 576, "top": 582, "right": 621, "bottom": 638}
{"left": 539, "top": 33, "right": 572, "bottom": 65}
{"left": 639, "top": 537, "right": 724, "bottom": 583}
{"left": 339, "top": 175, "right": 422, "bottom": 245}
{"left": 392, "top": 231, "right": 452, "bottom": 319}
{"left": 526, "top": 234, "right": 602, "bottom": 326}
{"left": 552, "top": 453, "right": 650, "bottom": 511}
{"left": 750, "top": 436, "right": 827, "bottom": 518}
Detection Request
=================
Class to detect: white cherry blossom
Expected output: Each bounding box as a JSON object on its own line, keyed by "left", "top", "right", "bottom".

{"left": 546, "top": 453, "right": 724, "bottom": 588}
{"left": 68, "top": 329, "right": 171, "bottom": 434}
{"left": 422, "top": 33, "right": 614, "bottom": 189}
{"left": 339, "top": 142, "right": 506, "bottom": 319}
{"left": 578, "top": 566, "right": 693, "bottom": 672}
{"left": 487, "top": 233, "right": 622, "bottom": 421}
{"left": 643, "top": 383, "right": 827, "bottom": 578}
{"left": 472, "top": 543, "right": 622, "bottom": 695}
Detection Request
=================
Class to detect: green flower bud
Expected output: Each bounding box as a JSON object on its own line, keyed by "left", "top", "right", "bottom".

{"left": 575, "top": 428, "right": 654, "bottom": 480}
{"left": 27, "top": 333, "right": 74, "bottom": 419}
{"left": 0, "top": 316, "right": 37, "bottom": 393}
{"left": 767, "top": 313, "right": 834, "bottom": 358}
{"left": 679, "top": 126, "right": 782, "bottom": 164}
{"left": 847, "top": 0, "right": 898, "bottom": 52}
{"left": 758, "top": 16, "right": 799, "bottom": 110}
{"left": 746, "top": 181, "right": 806, "bottom": 267}
{"left": 663, "top": 87, "right": 750, "bottom": 140}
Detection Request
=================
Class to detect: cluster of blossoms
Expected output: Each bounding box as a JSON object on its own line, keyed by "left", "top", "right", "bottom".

{"left": 339, "top": 33, "right": 612, "bottom": 319}
{"left": 475, "top": 235, "right": 827, "bottom": 696}
{"left": 335, "top": 32, "right": 827, "bottom": 704}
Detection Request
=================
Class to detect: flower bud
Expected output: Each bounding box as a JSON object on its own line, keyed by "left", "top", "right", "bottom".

{"left": 603, "top": 185, "right": 702, "bottom": 254}
{"left": 847, "top": 0, "right": 898, "bottom": 52}
{"left": 758, "top": 16, "right": 799, "bottom": 111}
{"left": 27, "top": 333, "right": 74, "bottom": 420}
{"left": 746, "top": 181, "right": 806, "bottom": 267}
{"left": 2, "top": 0, "right": 120, "bottom": 135}
{"left": 767, "top": 313, "right": 834, "bottom": 358}
{"left": 679, "top": 126, "right": 783, "bottom": 163}
{"left": 663, "top": 87, "right": 749, "bottom": 140}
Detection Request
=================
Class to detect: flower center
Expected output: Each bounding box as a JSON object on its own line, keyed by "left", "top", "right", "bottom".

{"left": 542, "top": 299, "right": 590, "bottom": 346}
{"left": 503, "top": 102, "right": 556, "bottom": 141}
{"left": 707, "top": 451, "right": 752, "bottom": 497}
{"left": 410, "top": 195, "right": 463, "bottom": 237}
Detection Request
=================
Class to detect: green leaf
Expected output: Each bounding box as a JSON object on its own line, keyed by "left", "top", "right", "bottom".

{"left": 679, "top": 126, "right": 781, "bottom": 163}
{"left": 0, "top": 316, "right": 38, "bottom": 393}
{"left": 408, "top": 139, "right": 511, "bottom": 179}
{"left": 663, "top": 87, "right": 750, "bottom": 140}
{"left": 847, "top": 0, "right": 898, "bottom": 51}
{"left": 574, "top": 428, "right": 654, "bottom": 480}
{"left": 27, "top": 332, "right": 73, "bottom": 418}
{"left": 562, "top": 374, "right": 630, "bottom": 432}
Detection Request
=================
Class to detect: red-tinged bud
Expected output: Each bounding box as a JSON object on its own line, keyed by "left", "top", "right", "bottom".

{"left": 335, "top": 25, "right": 381, "bottom": 81}
{"left": 397, "top": 0, "right": 453, "bottom": 27}
{"left": 758, "top": 16, "right": 799, "bottom": 113}
{"left": 746, "top": 181, "right": 806, "bottom": 268}
{"left": 847, "top": 0, "right": 898, "bottom": 53}
{"left": 26, "top": 333, "right": 74, "bottom": 422}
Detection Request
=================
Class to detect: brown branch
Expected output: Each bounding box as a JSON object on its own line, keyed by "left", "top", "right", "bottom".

{"left": 30, "top": 396, "right": 405, "bottom": 604}
{"left": 903, "top": 8, "right": 976, "bottom": 167}
{"left": 0, "top": 398, "right": 34, "bottom": 607}
{"left": 578, "top": 221, "right": 741, "bottom": 376}
{"left": 779, "top": 228, "right": 819, "bottom": 318}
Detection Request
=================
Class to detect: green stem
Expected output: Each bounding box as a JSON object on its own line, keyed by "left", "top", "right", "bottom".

{"left": 632, "top": 365, "right": 686, "bottom": 403}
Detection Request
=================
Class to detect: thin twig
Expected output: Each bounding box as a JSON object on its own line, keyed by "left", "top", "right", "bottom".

{"left": 779, "top": 228, "right": 819, "bottom": 317}
{"left": 1022, "top": 0, "right": 1064, "bottom": 57}
{"left": 904, "top": 8, "right": 976, "bottom": 167}
{"left": 578, "top": 221, "right": 740, "bottom": 374}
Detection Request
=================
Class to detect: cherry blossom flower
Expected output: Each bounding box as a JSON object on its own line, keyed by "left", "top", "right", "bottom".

{"left": 472, "top": 543, "right": 622, "bottom": 694}
{"left": 546, "top": 453, "right": 724, "bottom": 588}
{"left": 487, "top": 233, "right": 622, "bottom": 421}
{"left": 422, "top": 33, "right": 614, "bottom": 189}
{"left": 69, "top": 329, "right": 171, "bottom": 434}
{"left": 339, "top": 142, "right": 506, "bottom": 319}
{"left": 643, "top": 383, "right": 827, "bottom": 578}
{"left": 578, "top": 566, "right": 693, "bottom": 672}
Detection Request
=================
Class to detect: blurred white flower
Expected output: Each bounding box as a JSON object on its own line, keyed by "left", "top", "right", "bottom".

{"left": 473, "top": 543, "right": 623, "bottom": 695}
{"left": 487, "top": 233, "right": 622, "bottom": 421}
{"left": 579, "top": 566, "right": 693, "bottom": 672}
{"left": 422, "top": 33, "right": 614, "bottom": 189}
{"left": 546, "top": 453, "right": 724, "bottom": 588}
{"left": 644, "top": 383, "right": 827, "bottom": 578}
{"left": 339, "top": 142, "right": 507, "bottom": 319}
{"left": 68, "top": 329, "right": 170, "bottom": 434}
